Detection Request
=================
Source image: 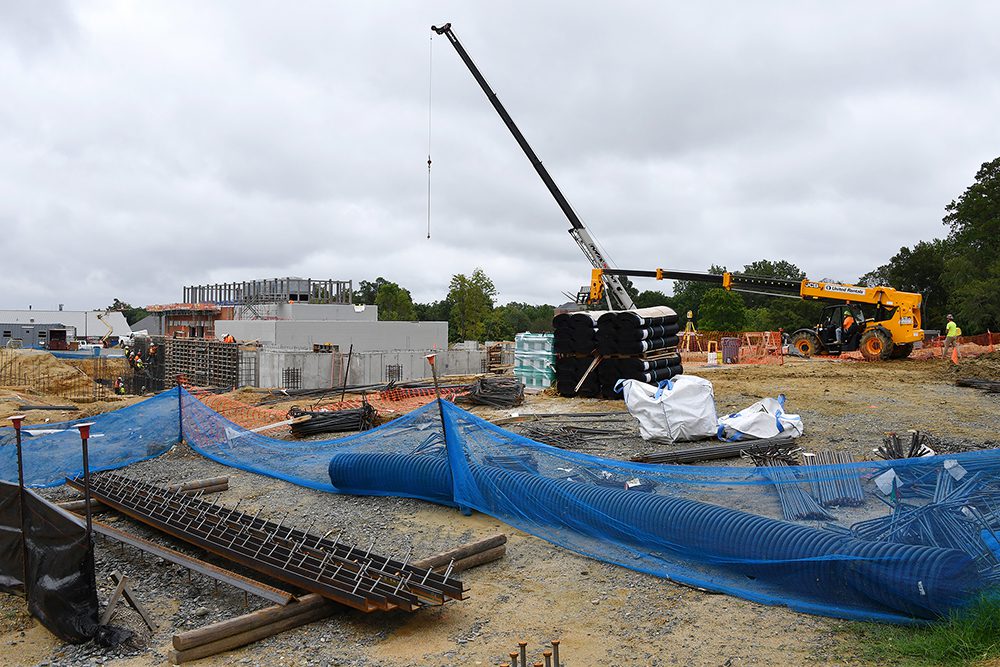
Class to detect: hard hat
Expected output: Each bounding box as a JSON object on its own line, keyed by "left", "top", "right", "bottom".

{"left": 947, "top": 314, "right": 954, "bottom": 319}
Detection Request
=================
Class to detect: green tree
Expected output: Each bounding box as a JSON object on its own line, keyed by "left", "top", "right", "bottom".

{"left": 737, "top": 259, "right": 823, "bottom": 331}
{"left": 672, "top": 265, "right": 727, "bottom": 325}
{"left": 486, "top": 302, "right": 555, "bottom": 340}
{"left": 633, "top": 290, "right": 674, "bottom": 309}
{"left": 354, "top": 278, "right": 390, "bottom": 305}
{"left": 447, "top": 268, "right": 498, "bottom": 342}
{"left": 941, "top": 157, "right": 1000, "bottom": 332}
{"left": 698, "top": 288, "right": 746, "bottom": 331}
{"left": 415, "top": 299, "right": 451, "bottom": 322}
{"left": 374, "top": 281, "right": 417, "bottom": 321}
{"left": 105, "top": 298, "right": 149, "bottom": 326}
{"left": 859, "top": 239, "right": 951, "bottom": 331}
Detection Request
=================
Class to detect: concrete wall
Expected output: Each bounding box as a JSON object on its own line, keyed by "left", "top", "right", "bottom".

{"left": 257, "top": 350, "right": 337, "bottom": 389}
{"left": 216, "top": 320, "right": 448, "bottom": 352}
{"left": 242, "top": 303, "right": 377, "bottom": 321}
{"left": 255, "top": 348, "right": 486, "bottom": 389}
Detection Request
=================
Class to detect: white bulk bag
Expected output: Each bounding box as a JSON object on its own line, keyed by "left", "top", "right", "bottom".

{"left": 716, "top": 395, "right": 803, "bottom": 441}
{"left": 617, "top": 376, "right": 718, "bottom": 443}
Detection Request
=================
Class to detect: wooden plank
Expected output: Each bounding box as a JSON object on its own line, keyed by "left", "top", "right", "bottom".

{"left": 169, "top": 534, "right": 509, "bottom": 663}
{"left": 111, "top": 570, "right": 156, "bottom": 632}
{"left": 100, "top": 576, "right": 127, "bottom": 626}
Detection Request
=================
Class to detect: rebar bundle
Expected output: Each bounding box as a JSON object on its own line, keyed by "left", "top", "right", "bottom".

{"left": 288, "top": 399, "right": 377, "bottom": 437}
{"left": 876, "top": 431, "right": 934, "bottom": 460}
{"left": 631, "top": 437, "right": 796, "bottom": 464}
{"left": 804, "top": 451, "right": 865, "bottom": 507}
{"left": 748, "top": 451, "right": 834, "bottom": 521}
{"left": 460, "top": 377, "right": 524, "bottom": 408}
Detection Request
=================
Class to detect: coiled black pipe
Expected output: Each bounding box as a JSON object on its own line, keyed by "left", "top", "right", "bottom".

{"left": 600, "top": 334, "right": 680, "bottom": 355}
{"left": 328, "top": 452, "right": 982, "bottom": 619}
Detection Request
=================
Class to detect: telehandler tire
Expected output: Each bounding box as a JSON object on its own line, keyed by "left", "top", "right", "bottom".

{"left": 789, "top": 331, "right": 821, "bottom": 357}
{"left": 860, "top": 329, "right": 893, "bottom": 361}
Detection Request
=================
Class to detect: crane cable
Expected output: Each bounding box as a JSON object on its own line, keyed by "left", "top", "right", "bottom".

{"left": 426, "top": 33, "right": 434, "bottom": 239}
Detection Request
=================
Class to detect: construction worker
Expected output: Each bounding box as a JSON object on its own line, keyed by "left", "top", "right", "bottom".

{"left": 943, "top": 314, "right": 962, "bottom": 362}
{"left": 114, "top": 376, "right": 126, "bottom": 395}
{"left": 835, "top": 310, "right": 856, "bottom": 347}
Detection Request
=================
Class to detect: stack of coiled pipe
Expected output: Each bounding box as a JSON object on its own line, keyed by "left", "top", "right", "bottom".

{"left": 553, "top": 307, "right": 684, "bottom": 398}
{"left": 329, "top": 451, "right": 982, "bottom": 619}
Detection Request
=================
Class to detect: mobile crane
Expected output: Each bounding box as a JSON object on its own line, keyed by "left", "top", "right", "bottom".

{"left": 585, "top": 267, "right": 924, "bottom": 361}
{"left": 433, "top": 23, "right": 924, "bottom": 360}
{"left": 431, "top": 23, "right": 636, "bottom": 310}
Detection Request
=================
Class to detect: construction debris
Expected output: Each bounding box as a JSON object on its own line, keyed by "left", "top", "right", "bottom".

{"left": 956, "top": 377, "right": 1000, "bottom": 393}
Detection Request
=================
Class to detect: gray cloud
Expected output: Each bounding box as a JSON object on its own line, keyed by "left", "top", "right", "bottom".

{"left": 1, "top": 1, "right": 999, "bottom": 312}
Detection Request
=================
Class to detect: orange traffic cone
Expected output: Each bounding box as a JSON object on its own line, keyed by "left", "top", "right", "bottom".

{"left": 951, "top": 346, "right": 960, "bottom": 364}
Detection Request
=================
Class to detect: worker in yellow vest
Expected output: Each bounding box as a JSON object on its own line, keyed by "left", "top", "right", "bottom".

{"left": 943, "top": 314, "right": 961, "bottom": 362}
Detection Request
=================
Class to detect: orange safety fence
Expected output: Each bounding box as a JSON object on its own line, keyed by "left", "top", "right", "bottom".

{"left": 180, "top": 380, "right": 473, "bottom": 436}
{"left": 680, "top": 331, "right": 784, "bottom": 366}
{"left": 908, "top": 332, "right": 999, "bottom": 362}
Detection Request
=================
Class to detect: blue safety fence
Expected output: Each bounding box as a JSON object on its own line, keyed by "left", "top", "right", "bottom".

{"left": 177, "top": 388, "right": 998, "bottom": 623}
{"left": 0, "top": 387, "right": 181, "bottom": 487}
{"left": 8, "top": 387, "right": 999, "bottom": 622}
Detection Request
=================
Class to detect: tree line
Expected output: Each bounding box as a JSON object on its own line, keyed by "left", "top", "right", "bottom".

{"left": 110, "top": 158, "right": 997, "bottom": 339}
{"left": 354, "top": 270, "right": 554, "bottom": 343}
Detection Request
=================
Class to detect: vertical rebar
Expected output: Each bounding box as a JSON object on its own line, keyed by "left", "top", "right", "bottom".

{"left": 551, "top": 639, "right": 560, "bottom": 667}
{"left": 9, "top": 416, "right": 28, "bottom": 599}
{"left": 75, "top": 422, "right": 96, "bottom": 541}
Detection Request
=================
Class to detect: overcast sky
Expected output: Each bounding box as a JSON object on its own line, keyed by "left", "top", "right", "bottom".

{"left": 2, "top": 2, "right": 999, "bottom": 311}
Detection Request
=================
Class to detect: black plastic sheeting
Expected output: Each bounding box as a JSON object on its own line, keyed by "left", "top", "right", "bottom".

{"left": 0, "top": 480, "right": 99, "bottom": 643}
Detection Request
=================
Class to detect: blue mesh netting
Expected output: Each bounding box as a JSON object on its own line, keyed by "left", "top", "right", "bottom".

{"left": 7, "top": 388, "right": 995, "bottom": 622}
{"left": 177, "top": 388, "right": 999, "bottom": 623}
{"left": 0, "top": 388, "right": 181, "bottom": 487}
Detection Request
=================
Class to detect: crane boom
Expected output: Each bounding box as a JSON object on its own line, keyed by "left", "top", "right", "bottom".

{"left": 431, "top": 23, "right": 636, "bottom": 310}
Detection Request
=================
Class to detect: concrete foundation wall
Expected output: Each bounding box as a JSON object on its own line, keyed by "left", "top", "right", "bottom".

{"left": 256, "top": 348, "right": 486, "bottom": 389}
{"left": 216, "top": 320, "right": 448, "bottom": 352}
{"left": 244, "top": 303, "right": 377, "bottom": 321}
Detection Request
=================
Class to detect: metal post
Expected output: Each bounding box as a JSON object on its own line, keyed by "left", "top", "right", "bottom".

{"left": 340, "top": 343, "right": 354, "bottom": 402}
{"left": 74, "top": 422, "right": 96, "bottom": 541}
{"left": 8, "top": 415, "right": 28, "bottom": 596}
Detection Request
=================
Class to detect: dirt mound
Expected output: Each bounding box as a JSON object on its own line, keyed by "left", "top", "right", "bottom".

{"left": 0, "top": 349, "right": 98, "bottom": 398}
{"left": 952, "top": 351, "right": 1000, "bottom": 381}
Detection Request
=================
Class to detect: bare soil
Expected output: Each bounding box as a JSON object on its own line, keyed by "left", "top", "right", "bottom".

{"left": 3, "top": 354, "right": 1000, "bottom": 666}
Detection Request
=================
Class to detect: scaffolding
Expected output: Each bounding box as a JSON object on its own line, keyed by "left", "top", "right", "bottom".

{"left": 182, "top": 278, "right": 354, "bottom": 310}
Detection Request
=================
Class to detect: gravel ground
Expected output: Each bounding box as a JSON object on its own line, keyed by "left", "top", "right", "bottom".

{"left": 3, "top": 354, "right": 1000, "bottom": 666}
